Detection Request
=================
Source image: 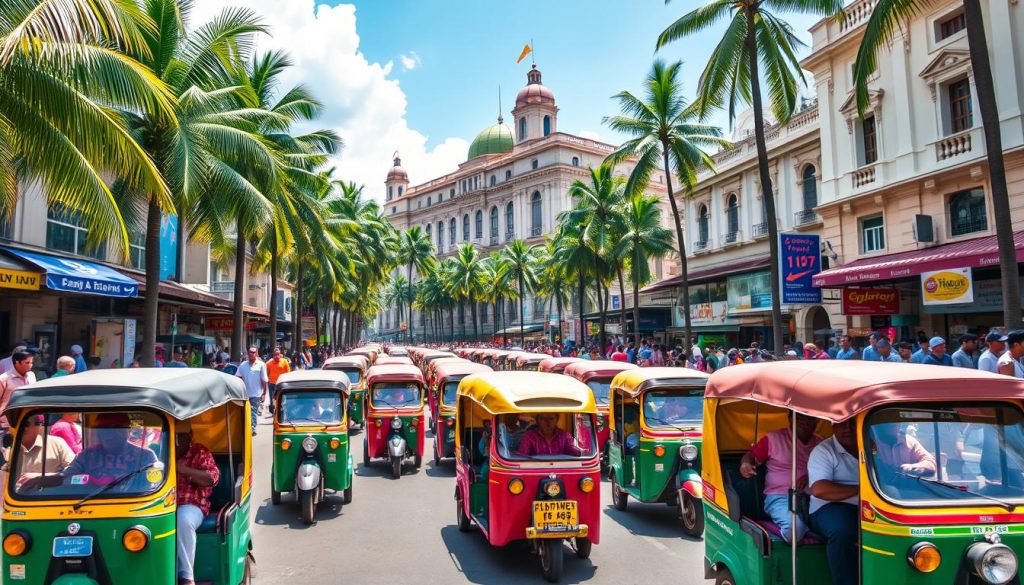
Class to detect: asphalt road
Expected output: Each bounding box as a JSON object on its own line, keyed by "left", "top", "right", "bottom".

{"left": 248, "top": 410, "right": 712, "bottom": 584}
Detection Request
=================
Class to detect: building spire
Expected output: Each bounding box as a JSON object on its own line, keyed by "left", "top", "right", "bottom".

{"left": 497, "top": 86, "right": 503, "bottom": 124}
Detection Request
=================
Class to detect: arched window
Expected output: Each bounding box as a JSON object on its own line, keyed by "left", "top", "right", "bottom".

{"left": 490, "top": 206, "right": 499, "bottom": 240}
{"left": 449, "top": 218, "right": 456, "bottom": 245}
{"left": 475, "top": 210, "right": 483, "bottom": 239}
{"left": 698, "top": 204, "right": 709, "bottom": 243}
{"left": 473, "top": 176, "right": 478, "bottom": 189}
{"left": 506, "top": 202, "right": 514, "bottom": 238}
{"left": 531, "top": 159, "right": 538, "bottom": 170}
{"left": 398, "top": 186, "right": 403, "bottom": 197}
{"left": 505, "top": 170, "right": 512, "bottom": 181}
{"left": 519, "top": 117, "right": 526, "bottom": 140}
{"left": 802, "top": 165, "right": 818, "bottom": 210}
{"left": 387, "top": 186, "right": 393, "bottom": 200}
{"left": 571, "top": 156, "right": 580, "bottom": 167}
{"left": 543, "top": 115, "right": 551, "bottom": 136}
{"left": 437, "top": 221, "right": 444, "bottom": 249}
{"left": 426, "top": 224, "right": 432, "bottom": 241}
{"left": 462, "top": 214, "right": 470, "bottom": 241}
{"left": 490, "top": 175, "right": 496, "bottom": 187}
{"left": 438, "top": 192, "right": 443, "bottom": 202}
{"left": 726, "top": 194, "right": 739, "bottom": 236}
{"left": 427, "top": 196, "right": 432, "bottom": 206}
{"left": 531, "top": 191, "right": 542, "bottom": 236}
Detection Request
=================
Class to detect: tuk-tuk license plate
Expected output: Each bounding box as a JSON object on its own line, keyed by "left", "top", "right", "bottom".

{"left": 533, "top": 500, "right": 578, "bottom": 531}
{"left": 53, "top": 536, "right": 93, "bottom": 557}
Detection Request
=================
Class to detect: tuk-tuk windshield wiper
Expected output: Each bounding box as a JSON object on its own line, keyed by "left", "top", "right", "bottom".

{"left": 896, "top": 471, "right": 1017, "bottom": 511}
{"left": 73, "top": 464, "right": 160, "bottom": 510}
{"left": 644, "top": 416, "right": 698, "bottom": 434}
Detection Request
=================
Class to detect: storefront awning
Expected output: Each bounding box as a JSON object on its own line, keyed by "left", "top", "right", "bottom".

{"left": 1, "top": 246, "right": 139, "bottom": 297}
{"left": 642, "top": 254, "right": 772, "bottom": 293}
{"left": 813, "top": 231, "right": 1024, "bottom": 288}
{"left": 126, "top": 274, "right": 233, "bottom": 310}
{"left": 494, "top": 323, "right": 545, "bottom": 335}
{"left": 0, "top": 252, "right": 41, "bottom": 291}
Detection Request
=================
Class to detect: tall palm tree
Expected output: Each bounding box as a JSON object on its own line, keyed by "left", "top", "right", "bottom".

{"left": 498, "top": 240, "right": 543, "bottom": 347}
{"left": 397, "top": 226, "right": 436, "bottom": 343}
{"left": 613, "top": 193, "right": 675, "bottom": 345}
{"left": 449, "top": 243, "right": 485, "bottom": 341}
{"left": 539, "top": 241, "right": 573, "bottom": 343}
{"left": 656, "top": 0, "right": 839, "bottom": 353}
{"left": 854, "top": 1, "right": 1019, "bottom": 328}
{"left": 605, "top": 61, "right": 727, "bottom": 353}
{"left": 551, "top": 219, "right": 597, "bottom": 349}
{"left": 386, "top": 275, "right": 410, "bottom": 336}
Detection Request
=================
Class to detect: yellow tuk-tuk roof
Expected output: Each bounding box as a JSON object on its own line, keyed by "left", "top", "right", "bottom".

{"left": 457, "top": 372, "right": 597, "bottom": 415}
{"left": 323, "top": 355, "right": 369, "bottom": 370}
{"left": 610, "top": 367, "right": 710, "bottom": 398}
{"left": 275, "top": 369, "right": 351, "bottom": 394}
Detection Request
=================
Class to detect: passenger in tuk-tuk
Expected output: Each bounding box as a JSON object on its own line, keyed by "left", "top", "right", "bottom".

{"left": 807, "top": 419, "right": 861, "bottom": 585}
{"left": 518, "top": 413, "right": 584, "bottom": 457}
{"left": 281, "top": 394, "right": 340, "bottom": 423}
{"left": 738, "top": 412, "right": 822, "bottom": 543}
{"left": 13, "top": 415, "right": 75, "bottom": 489}
{"left": 175, "top": 419, "right": 220, "bottom": 585}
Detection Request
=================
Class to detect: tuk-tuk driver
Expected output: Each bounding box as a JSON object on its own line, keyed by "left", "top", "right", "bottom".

{"left": 871, "top": 423, "right": 936, "bottom": 479}
{"left": 519, "top": 413, "right": 582, "bottom": 457}
{"left": 807, "top": 419, "right": 861, "bottom": 585}
{"left": 175, "top": 420, "right": 219, "bottom": 585}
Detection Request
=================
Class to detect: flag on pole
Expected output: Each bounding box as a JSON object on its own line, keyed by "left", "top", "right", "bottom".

{"left": 516, "top": 43, "right": 533, "bottom": 64}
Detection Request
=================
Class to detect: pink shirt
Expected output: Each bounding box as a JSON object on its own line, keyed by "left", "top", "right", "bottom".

{"left": 749, "top": 428, "right": 823, "bottom": 495}
{"left": 50, "top": 420, "right": 83, "bottom": 454}
{"left": 518, "top": 428, "right": 581, "bottom": 457}
{"left": 610, "top": 352, "right": 628, "bottom": 362}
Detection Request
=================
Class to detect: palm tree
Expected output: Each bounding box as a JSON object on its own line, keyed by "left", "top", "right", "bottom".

{"left": 386, "top": 275, "right": 410, "bottom": 337}
{"left": 613, "top": 193, "right": 675, "bottom": 345}
{"left": 551, "top": 219, "right": 597, "bottom": 349}
{"left": 480, "top": 252, "right": 510, "bottom": 343}
{"left": 605, "top": 60, "right": 729, "bottom": 355}
{"left": 498, "top": 240, "right": 543, "bottom": 347}
{"left": 449, "top": 243, "right": 485, "bottom": 341}
{"left": 656, "top": 0, "right": 840, "bottom": 353}
{"left": 397, "top": 226, "right": 436, "bottom": 343}
{"left": 539, "top": 241, "right": 573, "bottom": 343}
{"left": 854, "top": 1, "right": 1019, "bottom": 328}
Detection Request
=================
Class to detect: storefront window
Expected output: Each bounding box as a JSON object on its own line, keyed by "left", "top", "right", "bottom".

{"left": 129, "top": 231, "right": 145, "bottom": 270}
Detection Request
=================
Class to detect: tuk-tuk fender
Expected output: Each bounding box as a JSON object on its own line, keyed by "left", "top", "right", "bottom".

{"left": 388, "top": 435, "right": 407, "bottom": 458}
{"left": 296, "top": 461, "right": 321, "bottom": 492}
{"left": 52, "top": 575, "right": 100, "bottom": 585}
{"left": 679, "top": 472, "right": 702, "bottom": 499}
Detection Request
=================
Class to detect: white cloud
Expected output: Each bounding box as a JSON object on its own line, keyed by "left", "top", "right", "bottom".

{"left": 187, "top": 1, "right": 465, "bottom": 202}
{"left": 399, "top": 51, "right": 421, "bottom": 71}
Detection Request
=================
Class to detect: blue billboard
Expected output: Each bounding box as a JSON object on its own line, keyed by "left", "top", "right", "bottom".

{"left": 780, "top": 233, "right": 821, "bottom": 304}
{"left": 159, "top": 214, "right": 178, "bottom": 280}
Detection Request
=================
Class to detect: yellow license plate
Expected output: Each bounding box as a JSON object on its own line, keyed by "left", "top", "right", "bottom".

{"left": 532, "top": 500, "right": 578, "bottom": 531}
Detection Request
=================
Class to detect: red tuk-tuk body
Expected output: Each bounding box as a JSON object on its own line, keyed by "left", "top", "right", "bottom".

{"left": 563, "top": 360, "right": 639, "bottom": 462}
{"left": 363, "top": 364, "right": 426, "bottom": 475}
{"left": 538, "top": 356, "right": 582, "bottom": 374}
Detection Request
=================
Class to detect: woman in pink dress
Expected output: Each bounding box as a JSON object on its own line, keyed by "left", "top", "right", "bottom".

{"left": 49, "top": 412, "right": 83, "bottom": 454}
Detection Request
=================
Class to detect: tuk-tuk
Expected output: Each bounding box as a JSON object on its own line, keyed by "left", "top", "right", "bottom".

{"left": 538, "top": 357, "right": 582, "bottom": 374}
{"left": 607, "top": 367, "right": 708, "bottom": 537}
{"left": 270, "top": 370, "right": 352, "bottom": 524}
{"left": 420, "top": 352, "right": 457, "bottom": 377}
{"left": 492, "top": 350, "right": 513, "bottom": 372}
{"left": 563, "top": 360, "right": 638, "bottom": 470}
{"left": 431, "top": 362, "right": 492, "bottom": 464}
{"left": 1, "top": 369, "right": 253, "bottom": 584}
{"left": 388, "top": 347, "right": 409, "bottom": 358}
{"left": 426, "top": 357, "right": 470, "bottom": 422}
{"left": 513, "top": 353, "right": 550, "bottom": 372}
{"left": 703, "top": 361, "right": 1024, "bottom": 585}
{"left": 454, "top": 348, "right": 474, "bottom": 360}
{"left": 323, "top": 355, "right": 369, "bottom": 428}
{"left": 363, "top": 364, "right": 426, "bottom": 478}
{"left": 346, "top": 348, "right": 379, "bottom": 366}
{"left": 455, "top": 372, "right": 601, "bottom": 582}
{"left": 375, "top": 356, "right": 414, "bottom": 366}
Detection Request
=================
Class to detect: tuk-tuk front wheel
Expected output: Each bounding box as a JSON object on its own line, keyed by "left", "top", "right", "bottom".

{"left": 574, "top": 537, "right": 591, "bottom": 559}
{"left": 362, "top": 438, "right": 370, "bottom": 467}
{"left": 391, "top": 457, "right": 402, "bottom": 479}
{"left": 343, "top": 484, "right": 353, "bottom": 504}
{"left": 679, "top": 491, "right": 704, "bottom": 537}
{"left": 242, "top": 554, "right": 253, "bottom": 584}
{"left": 715, "top": 567, "right": 735, "bottom": 585}
{"left": 539, "top": 539, "right": 564, "bottom": 583}
{"left": 299, "top": 489, "right": 315, "bottom": 525}
{"left": 433, "top": 439, "right": 441, "bottom": 465}
{"left": 414, "top": 454, "right": 422, "bottom": 469}
{"left": 610, "top": 475, "right": 628, "bottom": 511}
{"left": 271, "top": 490, "right": 281, "bottom": 505}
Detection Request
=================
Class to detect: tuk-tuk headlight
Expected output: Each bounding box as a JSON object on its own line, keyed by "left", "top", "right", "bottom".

{"left": 301, "top": 436, "right": 318, "bottom": 453}
{"left": 122, "top": 526, "right": 150, "bottom": 552}
{"left": 508, "top": 478, "right": 525, "bottom": 495}
{"left": 680, "top": 443, "right": 699, "bottom": 462}
{"left": 545, "top": 482, "right": 562, "bottom": 498}
{"left": 968, "top": 542, "right": 1018, "bottom": 584}
{"left": 907, "top": 542, "right": 941, "bottom": 573}
{"left": 579, "top": 477, "right": 595, "bottom": 493}
{"left": 329, "top": 438, "right": 341, "bottom": 450}
{"left": 391, "top": 417, "right": 403, "bottom": 430}
{"left": 281, "top": 438, "right": 292, "bottom": 451}
{"left": 410, "top": 417, "right": 418, "bottom": 428}
{"left": 653, "top": 445, "right": 666, "bottom": 457}
{"left": 3, "top": 531, "right": 30, "bottom": 557}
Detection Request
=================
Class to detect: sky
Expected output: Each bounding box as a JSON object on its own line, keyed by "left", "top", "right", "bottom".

{"left": 189, "top": 0, "right": 825, "bottom": 202}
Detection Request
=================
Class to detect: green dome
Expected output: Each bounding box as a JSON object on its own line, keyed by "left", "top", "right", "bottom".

{"left": 468, "top": 118, "right": 514, "bottom": 159}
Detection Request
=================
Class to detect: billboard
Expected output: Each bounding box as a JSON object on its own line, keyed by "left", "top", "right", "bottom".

{"left": 779, "top": 233, "right": 821, "bottom": 304}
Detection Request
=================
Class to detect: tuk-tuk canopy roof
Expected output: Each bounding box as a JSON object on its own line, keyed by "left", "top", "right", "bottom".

{"left": 275, "top": 369, "right": 351, "bottom": 393}
{"left": 515, "top": 352, "right": 551, "bottom": 366}
{"left": 375, "top": 356, "right": 414, "bottom": 366}
{"left": 705, "top": 361, "right": 1024, "bottom": 422}
{"left": 563, "top": 360, "right": 638, "bottom": 383}
{"left": 3, "top": 368, "right": 247, "bottom": 420}
{"left": 323, "top": 355, "right": 369, "bottom": 370}
{"left": 538, "top": 357, "right": 581, "bottom": 372}
{"left": 422, "top": 352, "right": 457, "bottom": 364}
{"left": 434, "top": 361, "right": 493, "bottom": 383}
{"left": 611, "top": 367, "right": 710, "bottom": 398}
{"left": 366, "top": 364, "right": 425, "bottom": 386}
{"left": 428, "top": 356, "right": 469, "bottom": 372}
{"left": 458, "top": 372, "right": 596, "bottom": 415}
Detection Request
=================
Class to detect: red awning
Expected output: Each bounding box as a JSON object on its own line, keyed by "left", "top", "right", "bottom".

{"left": 642, "top": 254, "right": 771, "bottom": 293}
{"left": 813, "top": 231, "right": 1024, "bottom": 288}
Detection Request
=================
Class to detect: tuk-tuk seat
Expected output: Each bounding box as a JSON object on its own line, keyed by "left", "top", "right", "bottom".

{"left": 197, "top": 455, "right": 238, "bottom": 534}
{"left": 722, "top": 456, "right": 823, "bottom": 546}
{"left": 757, "top": 520, "right": 823, "bottom": 546}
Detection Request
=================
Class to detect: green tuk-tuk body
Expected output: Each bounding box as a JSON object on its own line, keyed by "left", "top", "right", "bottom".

{"left": 324, "top": 356, "right": 368, "bottom": 428}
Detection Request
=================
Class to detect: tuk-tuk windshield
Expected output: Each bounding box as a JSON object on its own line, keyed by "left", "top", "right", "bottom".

{"left": 279, "top": 391, "right": 343, "bottom": 425}
{"left": 442, "top": 381, "right": 460, "bottom": 406}
{"left": 865, "top": 403, "right": 1024, "bottom": 506}
{"left": 494, "top": 412, "right": 597, "bottom": 461}
{"left": 643, "top": 389, "right": 703, "bottom": 428}
{"left": 339, "top": 368, "right": 361, "bottom": 386}
{"left": 586, "top": 380, "right": 612, "bottom": 405}
{"left": 9, "top": 410, "right": 169, "bottom": 500}
{"left": 370, "top": 383, "right": 422, "bottom": 408}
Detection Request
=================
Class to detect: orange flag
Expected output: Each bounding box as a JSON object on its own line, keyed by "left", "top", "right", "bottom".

{"left": 516, "top": 43, "right": 533, "bottom": 64}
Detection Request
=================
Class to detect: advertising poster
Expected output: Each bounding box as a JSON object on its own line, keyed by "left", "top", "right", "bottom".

{"left": 921, "top": 267, "right": 973, "bottom": 305}
{"left": 779, "top": 233, "right": 821, "bottom": 304}
{"left": 123, "top": 319, "right": 136, "bottom": 366}
{"left": 727, "top": 272, "right": 773, "bottom": 314}
{"left": 159, "top": 214, "right": 178, "bottom": 281}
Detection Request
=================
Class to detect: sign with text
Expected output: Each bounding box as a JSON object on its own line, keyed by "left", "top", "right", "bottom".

{"left": 921, "top": 267, "right": 973, "bottom": 305}
{"left": 779, "top": 233, "right": 821, "bottom": 304}
{"left": 841, "top": 288, "right": 900, "bottom": 315}
{"left": 159, "top": 214, "right": 178, "bottom": 281}
{"left": 0, "top": 267, "right": 39, "bottom": 290}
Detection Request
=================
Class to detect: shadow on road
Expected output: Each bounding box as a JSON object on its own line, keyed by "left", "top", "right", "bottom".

{"left": 254, "top": 494, "right": 346, "bottom": 528}
{"left": 355, "top": 462, "right": 424, "bottom": 479}
{"left": 425, "top": 460, "right": 456, "bottom": 478}
{"left": 439, "top": 525, "right": 598, "bottom": 584}
{"left": 602, "top": 501, "right": 701, "bottom": 542}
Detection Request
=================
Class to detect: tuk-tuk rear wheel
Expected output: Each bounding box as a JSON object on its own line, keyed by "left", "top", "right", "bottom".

{"left": 271, "top": 490, "right": 281, "bottom": 505}
{"left": 362, "top": 438, "right": 370, "bottom": 467}
{"left": 456, "top": 490, "right": 471, "bottom": 532}
{"left": 414, "top": 454, "right": 422, "bottom": 469}
{"left": 343, "top": 484, "right": 353, "bottom": 504}
{"left": 574, "top": 537, "right": 591, "bottom": 559}
{"left": 679, "top": 492, "right": 704, "bottom": 537}
{"left": 715, "top": 567, "right": 735, "bottom": 585}
{"left": 539, "top": 539, "right": 564, "bottom": 583}
{"left": 610, "top": 475, "right": 628, "bottom": 511}
{"left": 433, "top": 440, "right": 441, "bottom": 465}
{"left": 241, "top": 554, "right": 253, "bottom": 584}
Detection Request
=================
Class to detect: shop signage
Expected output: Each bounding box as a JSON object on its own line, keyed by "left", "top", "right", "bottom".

{"left": 727, "top": 272, "right": 773, "bottom": 314}
{"left": 206, "top": 317, "right": 233, "bottom": 331}
{"left": 921, "top": 268, "right": 973, "bottom": 305}
{"left": 841, "top": 288, "right": 900, "bottom": 315}
{"left": 0, "top": 267, "right": 39, "bottom": 290}
{"left": 779, "top": 233, "right": 821, "bottom": 304}
{"left": 2, "top": 248, "right": 139, "bottom": 297}
{"left": 123, "top": 319, "right": 136, "bottom": 366}
{"left": 924, "top": 278, "right": 1024, "bottom": 314}
{"left": 611, "top": 294, "right": 620, "bottom": 310}
{"left": 674, "top": 299, "right": 733, "bottom": 327}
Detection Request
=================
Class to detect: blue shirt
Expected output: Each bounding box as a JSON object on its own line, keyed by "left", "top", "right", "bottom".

{"left": 910, "top": 349, "right": 929, "bottom": 364}
{"left": 74, "top": 354, "right": 88, "bottom": 375}
{"left": 951, "top": 348, "right": 976, "bottom": 369}
{"left": 861, "top": 346, "right": 880, "bottom": 361}
{"left": 626, "top": 348, "right": 635, "bottom": 363}
{"left": 923, "top": 353, "right": 954, "bottom": 367}
{"left": 879, "top": 352, "right": 902, "bottom": 362}
{"left": 835, "top": 347, "right": 858, "bottom": 360}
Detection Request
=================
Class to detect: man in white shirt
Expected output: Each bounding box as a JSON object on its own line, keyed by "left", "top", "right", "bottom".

{"left": 808, "top": 419, "right": 860, "bottom": 585}
{"left": 977, "top": 331, "right": 1006, "bottom": 374}
{"left": 0, "top": 345, "right": 27, "bottom": 376}
{"left": 235, "top": 347, "right": 268, "bottom": 435}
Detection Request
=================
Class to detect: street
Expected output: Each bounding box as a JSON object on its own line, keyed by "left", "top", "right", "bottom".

{"left": 248, "top": 411, "right": 710, "bottom": 584}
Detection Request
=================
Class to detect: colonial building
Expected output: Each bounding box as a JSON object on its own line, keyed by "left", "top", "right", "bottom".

{"left": 377, "top": 65, "right": 671, "bottom": 341}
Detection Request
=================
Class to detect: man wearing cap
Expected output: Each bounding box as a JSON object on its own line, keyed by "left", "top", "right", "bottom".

{"left": 922, "top": 337, "right": 953, "bottom": 367}
{"left": 873, "top": 339, "right": 902, "bottom": 362}
{"left": 978, "top": 332, "right": 1006, "bottom": 374}
{"left": 951, "top": 333, "right": 979, "bottom": 369}
{"left": 175, "top": 420, "right": 219, "bottom": 585}
{"left": 70, "top": 345, "right": 88, "bottom": 375}
{"left": 997, "top": 331, "right": 1024, "bottom": 378}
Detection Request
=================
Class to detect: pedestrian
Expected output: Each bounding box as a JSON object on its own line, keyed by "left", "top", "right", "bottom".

{"left": 835, "top": 335, "right": 857, "bottom": 360}
{"left": 0, "top": 344, "right": 27, "bottom": 375}
{"left": 0, "top": 351, "right": 36, "bottom": 431}
{"left": 922, "top": 337, "right": 953, "bottom": 366}
{"left": 997, "top": 331, "right": 1024, "bottom": 378}
{"left": 874, "top": 339, "right": 901, "bottom": 362}
{"left": 165, "top": 352, "right": 189, "bottom": 368}
{"left": 897, "top": 342, "right": 914, "bottom": 362}
{"left": 978, "top": 331, "right": 1006, "bottom": 373}
{"left": 266, "top": 347, "right": 291, "bottom": 415}
{"left": 909, "top": 338, "right": 931, "bottom": 363}
{"left": 950, "top": 333, "right": 978, "bottom": 369}
{"left": 610, "top": 344, "right": 628, "bottom": 362}
{"left": 860, "top": 333, "right": 881, "bottom": 361}
{"left": 813, "top": 342, "right": 831, "bottom": 359}
{"left": 70, "top": 344, "right": 88, "bottom": 375}
{"left": 51, "top": 356, "right": 75, "bottom": 378}
{"left": 154, "top": 346, "right": 167, "bottom": 367}
{"left": 87, "top": 356, "right": 102, "bottom": 370}
{"left": 235, "top": 347, "right": 268, "bottom": 435}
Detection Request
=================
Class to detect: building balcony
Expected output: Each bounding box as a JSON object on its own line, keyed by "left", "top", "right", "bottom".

{"left": 506, "top": 230, "right": 514, "bottom": 242}
{"left": 530, "top": 226, "right": 543, "bottom": 237}
{"left": 693, "top": 240, "right": 709, "bottom": 253}
{"left": 211, "top": 280, "right": 234, "bottom": 300}
{"left": 794, "top": 209, "right": 823, "bottom": 227}
{"left": 721, "top": 230, "right": 742, "bottom": 247}
{"left": 489, "top": 235, "right": 499, "bottom": 246}
{"left": 852, "top": 165, "right": 877, "bottom": 189}
{"left": 751, "top": 222, "right": 770, "bottom": 239}
{"left": 935, "top": 129, "right": 974, "bottom": 162}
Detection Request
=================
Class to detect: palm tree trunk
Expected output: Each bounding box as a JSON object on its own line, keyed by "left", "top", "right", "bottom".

{"left": 595, "top": 272, "right": 606, "bottom": 356}
{"left": 406, "top": 263, "right": 414, "bottom": 344}
{"left": 471, "top": 302, "right": 479, "bottom": 341}
{"left": 661, "top": 147, "right": 691, "bottom": 356}
{"left": 616, "top": 267, "right": 628, "bottom": 347}
{"left": 556, "top": 292, "right": 563, "bottom": 343}
{"left": 269, "top": 241, "right": 279, "bottom": 352}
{"left": 313, "top": 300, "right": 321, "bottom": 349}
{"left": 746, "top": 14, "right": 784, "bottom": 355}
{"left": 293, "top": 263, "right": 304, "bottom": 352}
{"left": 633, "top": 260, "right": 642, "bottom": 357}
{"left": 577, "top": 270, "right": 587, "bottom": 348}
{"left": 231, "top": 226, "right": 247, "bottom": 362}
{"left": 448, "top": 306, "right": 455, "bottom": 340}
{"left": 963, "top": 0, "right": 1020, "bottom": 327}
{"left": 519, "top": 274, "right": 526, "bottom": 346}
{"left": 141, "top": 195, "right": 162, "bottom": 367}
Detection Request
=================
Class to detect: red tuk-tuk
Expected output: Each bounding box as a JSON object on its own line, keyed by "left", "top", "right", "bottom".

{"left": 538, "top": 357, "right": 582, "bottom": 374}
{"left": 363, "top": 364, "right": 426, "bottom": 478}
{"left": 563, "top": 360, "right": 639, "bottom": 469}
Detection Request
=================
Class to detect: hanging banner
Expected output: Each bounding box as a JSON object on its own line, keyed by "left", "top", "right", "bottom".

{"left": 921, "top": 267, "right": 973, "bottom": 305}
{"left": 727, "top": 271, "right": 773, "bottom": 314}
{"left": 842, "top": 288, "right": 900, "bottom": 315}
{"left": 159, "top": 214, "right": 178, "bottom": 280}
{"left": 779, "top": 233, "right": 821, "bottom": 304}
